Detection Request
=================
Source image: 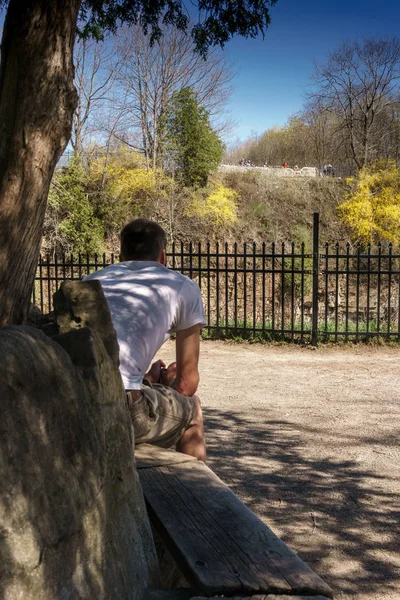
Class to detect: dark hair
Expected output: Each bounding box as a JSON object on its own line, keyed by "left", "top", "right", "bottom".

{"left": 120, "top": 219, "right": 166, "bottom": 261}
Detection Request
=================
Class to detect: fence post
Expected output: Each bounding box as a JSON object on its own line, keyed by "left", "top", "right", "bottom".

{"left": 311, "top": 212, "right": 320, "bottom": 346}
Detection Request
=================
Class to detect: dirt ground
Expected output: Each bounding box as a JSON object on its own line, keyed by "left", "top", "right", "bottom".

{"left": 156, "top": 340, "right": 400, "bottom": 600}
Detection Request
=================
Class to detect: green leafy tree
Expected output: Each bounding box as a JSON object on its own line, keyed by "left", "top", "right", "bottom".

{"left": 47, "top": 155, "right": 104, "bottom": 254}
{"left": 0, "top": 0, "right": 277, "bottom": 326}
{"left": 164, "top": 87, "right": 225, "bottom": 187}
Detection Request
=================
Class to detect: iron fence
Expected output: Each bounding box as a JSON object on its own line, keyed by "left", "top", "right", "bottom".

{"left": 33, "top": 214, "right": 400, "bottom": 344}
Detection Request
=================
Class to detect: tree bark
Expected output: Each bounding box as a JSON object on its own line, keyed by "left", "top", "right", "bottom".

{"left": 0, "top": 0, "right": 81, "bottom": 326}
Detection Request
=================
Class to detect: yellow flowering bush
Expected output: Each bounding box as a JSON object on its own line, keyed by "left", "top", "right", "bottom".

{"left": 89, "top": 148, "right": 176, "bottom": 232}
{"left": 106, "top": 166, "right": 159, "bottom": 202}
{"left": 185, "top": 183, "right": 238, "bottom": 228}
{"left": 90, "top": 148, "right": 165, "bottom": 200}
{"left": 338, "top": 160, "right": 400, "bottom": 245}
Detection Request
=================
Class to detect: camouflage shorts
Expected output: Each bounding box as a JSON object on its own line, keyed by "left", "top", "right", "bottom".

{"left": 126, "top": 382, "right": 197, "bottom": 448}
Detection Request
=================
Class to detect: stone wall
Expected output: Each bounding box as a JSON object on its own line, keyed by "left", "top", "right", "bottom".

{"left": 0, "top": 287, "right": 159, "bottom": 599}
{"left": 219, "top": 164, "right": 318, "bottom": 177}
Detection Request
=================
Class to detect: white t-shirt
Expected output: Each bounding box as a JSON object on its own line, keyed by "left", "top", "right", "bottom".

{"left": 85, "top": 261, "right": 206, "bottom": 390}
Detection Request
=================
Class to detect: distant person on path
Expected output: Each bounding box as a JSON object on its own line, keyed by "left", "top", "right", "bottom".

{"left": 282, "top": 161, "right": 288, "bottom": 168}
{"left": 85, "top": 219, "right": 207, "bottom": 461}
{"left": 323, "top": 164, "right": 334, "bottom": 177}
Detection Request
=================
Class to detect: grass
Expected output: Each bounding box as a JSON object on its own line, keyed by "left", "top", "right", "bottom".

{"left": 201, "top": 318, "right": 311, "bottom": 344}
{"left": 319, "top": 318, "right": 400, "bottom": 343}
{"left": 201, "top": 317, "right": 400, "bottom": 345}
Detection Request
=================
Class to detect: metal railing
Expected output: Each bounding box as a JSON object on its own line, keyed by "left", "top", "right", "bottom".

{"left": 33, "top": 214, "right": 400, "bottom": 344}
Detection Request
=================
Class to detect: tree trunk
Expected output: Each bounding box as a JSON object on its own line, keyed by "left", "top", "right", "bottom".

{"left": 0, "top": 0, "right": 81, "bottom": 326}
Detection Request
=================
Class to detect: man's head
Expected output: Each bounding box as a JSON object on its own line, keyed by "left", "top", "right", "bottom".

{"left": 120, "top": 219, "right": 167, "bottom": 263}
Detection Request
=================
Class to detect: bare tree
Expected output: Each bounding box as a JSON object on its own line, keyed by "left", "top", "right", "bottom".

{"left": 72, "top": 37, "right": 121, "bottom": 155}
{"left": 372, "top": 98, "right": 400, "bottom": 163}
{"left": 300, "top": 99, "right": 347, "bottom": 172}
{"left": 310, "top": 37, "right": 400, "bottom": 170}
{"left": 112, "top": 23, "right": 234, "bottom": 170}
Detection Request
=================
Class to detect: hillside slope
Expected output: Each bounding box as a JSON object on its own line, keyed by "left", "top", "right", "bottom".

{"left": 219, "top": 170, "right": 350, "bottom": 248}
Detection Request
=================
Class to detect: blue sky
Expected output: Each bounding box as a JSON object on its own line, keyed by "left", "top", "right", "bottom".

{"left": 223, "top": 0, "right": 400, "bottom": 142}
{"left": 1, "top": 1, "right": 399, "bottom": 145}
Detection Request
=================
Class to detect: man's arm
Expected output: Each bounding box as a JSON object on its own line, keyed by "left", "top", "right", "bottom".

{"left": 168, "top": 323, "right": 201, "bottom": 396}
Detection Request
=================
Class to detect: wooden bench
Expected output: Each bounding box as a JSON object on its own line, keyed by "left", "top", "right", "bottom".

{"left": 136, "top": 445, "right": 333, "bottom": 600}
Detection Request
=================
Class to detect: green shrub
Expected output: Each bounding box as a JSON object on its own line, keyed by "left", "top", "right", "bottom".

{"left": 47, "top": 155, "right": 104, "bottom": 254}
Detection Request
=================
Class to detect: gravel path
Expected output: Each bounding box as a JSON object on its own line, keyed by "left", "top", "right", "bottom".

{"left": 156, "top": 340, "right": 400, "bottom": 600}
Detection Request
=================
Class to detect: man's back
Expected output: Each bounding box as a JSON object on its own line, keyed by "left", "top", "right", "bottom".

{"left": 85, "top": 260, "right": 205, "bottom": 390}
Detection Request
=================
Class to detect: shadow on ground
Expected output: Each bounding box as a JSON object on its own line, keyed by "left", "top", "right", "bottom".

{"left": 204, "top": 407, "right": 400, "bottom": 599}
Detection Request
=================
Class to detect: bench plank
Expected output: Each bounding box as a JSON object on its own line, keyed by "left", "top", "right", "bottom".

{"left": 139, "top": 460, "right": 333, "bottom": 598}
{"left": 191, "top": 596, "right": 332, "bottom": 600}
{"left": 135, "top": 443, "right": 197, "bottom": 469}
{"left": 142, "top": 589, "right": 194, "bottom": 600}
{"left": 143, "top": 591, "right": 329, "bottom": 600}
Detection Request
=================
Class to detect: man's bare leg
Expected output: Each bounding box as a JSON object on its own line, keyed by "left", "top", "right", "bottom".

{"left": 176, "top": 395, "right": 206, "bottom": 462}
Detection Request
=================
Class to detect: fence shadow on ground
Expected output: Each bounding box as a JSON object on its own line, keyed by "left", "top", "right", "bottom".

{"left": 204, "top": 407, "right": 400, "bottom": 599}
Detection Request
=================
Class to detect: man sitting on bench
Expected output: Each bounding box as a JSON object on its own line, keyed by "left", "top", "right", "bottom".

{"left": 85, "top": 218, "right": 206, "bottom": 461}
